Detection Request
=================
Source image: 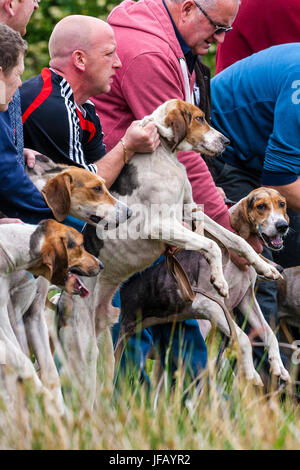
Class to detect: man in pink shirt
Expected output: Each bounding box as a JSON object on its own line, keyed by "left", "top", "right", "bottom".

{"left": 94, "top": 0, "right": 239, "bottom": 231}
{"left": 93, "top": 0, "right": 240, "bottom": 384}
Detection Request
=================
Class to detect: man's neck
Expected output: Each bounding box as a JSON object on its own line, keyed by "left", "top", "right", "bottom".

{"left": 50, "top": 67, "right": 88, "bottom": 106}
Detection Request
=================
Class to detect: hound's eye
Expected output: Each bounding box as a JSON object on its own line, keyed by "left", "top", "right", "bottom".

{"left": 257, "top": 203, "right": 267, "bottom": 210}
{"left": 93, "top": 185, "right": 103, "bottom": 192}
{"left": 67, "top": 238, "right": 76, "bottom": 249}
{"left": 195, "top": 116, "right": 205, "bottom": 124}
{"left": 279, "top": 201, "right": 285, "bottom": 208}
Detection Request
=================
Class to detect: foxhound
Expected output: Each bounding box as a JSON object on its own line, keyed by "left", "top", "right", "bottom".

{"left": 5, "top": 160, "right": 131, "bottom": 413}
{"left": 28, "top": 154, "right": 131, "bottom": 226}
{"left": 0, "top": 220, "right": 101, "bottom": 413}
{"left": 56, "top": 99, "right": 282, "bottom": 404}
{"left": 118, "top": 188, "right": 291, "bottom": 385}
{"left": 229, "top": 187, "right": 289, "bottom": 252}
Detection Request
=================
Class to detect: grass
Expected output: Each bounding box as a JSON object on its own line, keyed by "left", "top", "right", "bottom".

{"left": 1, "top": 328, "right": 300, "bottom": 450}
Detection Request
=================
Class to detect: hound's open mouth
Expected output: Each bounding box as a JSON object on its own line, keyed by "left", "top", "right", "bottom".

{"left": 89, "top": 215, "right": 103, "bottom": 224}
{"left": 261, "top": 233, "right": 284, "bottom": 251}
{"left": 65, "top": 273, "right": 90, "bottom": 297}
{"left": 89, "top": 215, "right": 119, "bottom": 230}
{"left": 199, "top": 147, "right": 216, "bottom": 157}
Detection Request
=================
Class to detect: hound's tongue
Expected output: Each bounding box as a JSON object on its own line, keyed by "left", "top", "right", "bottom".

{"left": 66, "top": 273, "right": 90, "bottom": 297}
{"left": 74, "top": 277, "right": 90, "bottom": 298}
{"left": 269, "top": 234, "right": 283, "bottom": 247}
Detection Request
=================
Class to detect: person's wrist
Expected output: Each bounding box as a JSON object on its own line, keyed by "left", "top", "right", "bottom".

{"left": 120, "top": 137, "right": 128, "bottom": 164}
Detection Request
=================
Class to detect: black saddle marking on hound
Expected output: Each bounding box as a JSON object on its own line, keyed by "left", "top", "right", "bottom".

{"left": 120, "top": 251, "right": 202, "bottom": 329}
{"left": 110, "top": 163, "right": 139, "bottom": 196}
{"left": 83, "top": 224, "right": 104, "bottom": 257}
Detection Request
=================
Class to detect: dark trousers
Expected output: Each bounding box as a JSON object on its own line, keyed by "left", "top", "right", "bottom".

{"left": 112, "top": 257, "right": 207, "bottom": 387}
{"left": 212, "top": 158, "right": 300, "bottom": 374}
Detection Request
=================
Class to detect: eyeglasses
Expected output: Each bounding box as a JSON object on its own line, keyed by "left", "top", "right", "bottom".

{"left": 194, "top": 1, "right": 233, "bottom": 35}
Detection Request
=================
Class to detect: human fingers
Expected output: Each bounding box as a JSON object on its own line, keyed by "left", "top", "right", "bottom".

{"left": 0, "top": 218, "right": 22, "bottom": 225}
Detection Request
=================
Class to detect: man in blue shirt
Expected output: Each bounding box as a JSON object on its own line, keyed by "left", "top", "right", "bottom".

{"left": 211, "top": 43, "right": 300, "bottom": 375}
{"left": 0, "top": 23, "right": 52, "bottom": 224}
{"left": 211, "top": 43, "right": 300, "bottom": 264}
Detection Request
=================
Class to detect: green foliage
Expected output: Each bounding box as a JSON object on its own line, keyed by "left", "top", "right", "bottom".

{"left": 23, "top": 0, "right": 121, "bottom": 81}
{"left": 202, "top": 43, "right": 217, "bottom": 77}
{"left": 23, "top": 0, "right": 217, "bottom": 81}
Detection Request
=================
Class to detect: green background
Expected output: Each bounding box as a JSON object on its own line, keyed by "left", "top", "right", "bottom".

{"left": 24, "top": 0, "right": 217, "bottom": 81}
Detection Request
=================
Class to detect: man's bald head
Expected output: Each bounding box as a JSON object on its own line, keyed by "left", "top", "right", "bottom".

{"left": 48, "top": 15, "right": 121, "bottom": 105}
{"left": 49, "top": 15, "right": 113, "bottom": 64}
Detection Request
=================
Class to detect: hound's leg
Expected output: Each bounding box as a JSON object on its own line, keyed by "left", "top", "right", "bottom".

{"left": 0, "top": 326, "right": 44, "bottom": 388}
{"left": 191, "top": 294, "right": 263, "bottom": 385}
{"left": 93, "top": 278, "right": 121, "bottom": 336}
{"left": 151, "top": 219, "right": 228, "bottom": 297}
{"left": 238, "top": 285, "right": 290, "bottom": 382}
{"left": 8, "top": 272, "right": 38, "bottom": 355}
{"left": 24, "top": 277, "right": 65, "bottom": 415}
{"left": 58, "top": 283, "right": 100, "bottom": 410}
{"left": 203, "top": 214, "right": 280, "bottom": 280}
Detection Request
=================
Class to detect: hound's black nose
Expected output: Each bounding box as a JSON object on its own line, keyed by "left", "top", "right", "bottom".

{"left": 222, "top": 135, "right": 230, "bottom": 147}
{"left": 276, "top": 220, "right": 289, "bottom": 234}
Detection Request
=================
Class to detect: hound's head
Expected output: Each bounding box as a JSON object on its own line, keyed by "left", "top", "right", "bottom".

{"left": 41, "top": 166, "right": 132, "bottom": 228}
{"left": 230, "top": 188, "right": 289, "bottom": 251}
{"left": 29, "top": 219, "right": 103, "bottom": 296}
{"left": 142, "top": 99, "right": 229, "bottom": 156}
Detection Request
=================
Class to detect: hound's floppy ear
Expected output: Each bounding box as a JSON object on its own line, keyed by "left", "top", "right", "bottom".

{"left": 230, "top": 197, "right": 252, "bottom": 240}
{"left": 40, "top": 236, "right": 69, "bottom": 285}
{"left": 42, "top": 171, "right": 73, "bottom": 222}
{"left": 165, "top": 105, "right": 192, "bottom": 152}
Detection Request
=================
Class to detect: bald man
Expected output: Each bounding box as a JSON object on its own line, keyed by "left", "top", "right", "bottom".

{"left": 0, "top": 0, "right": 40, "bottom": 36}
{"left": 20, "top": 15, "right": 159, "bottom": 188}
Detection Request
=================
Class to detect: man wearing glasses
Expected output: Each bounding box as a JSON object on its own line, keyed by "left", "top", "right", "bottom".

{"left": 93, "top": 0, "right": 240, "bottom": 385}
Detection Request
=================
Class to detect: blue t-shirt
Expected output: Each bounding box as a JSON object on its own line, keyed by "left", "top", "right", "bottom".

{"left": 211, "top": 43, "right": 300, "bottom": 186}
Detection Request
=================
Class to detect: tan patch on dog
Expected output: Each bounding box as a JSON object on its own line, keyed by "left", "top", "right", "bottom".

{"left": 29, "top": 220, "right": 100, "bottom": 285}
{"left": 42, "top": 167, "right": 116, "bottom": 221}
{"left": 231, "top": 188, "right": 289, "bottom": 240}
{"left": 164, "top": 100, "right": 212, "bottom": 151}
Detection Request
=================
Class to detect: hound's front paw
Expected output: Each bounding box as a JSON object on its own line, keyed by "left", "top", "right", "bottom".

{"left": 269, "top": 356, "right": 291, "bottom": 382}
{"left": 244, "top": 368, "right": 264, "bottom": 387}
{"left": 254, "top": 259, "right": 281, "bottom": 280}
{"left": 210, "top": 275, "right": 229, "bottom": 298}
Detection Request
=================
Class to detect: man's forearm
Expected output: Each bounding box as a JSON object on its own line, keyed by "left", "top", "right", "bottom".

{"left": 95, "top": 121, "right": 159, "bottom": 187}
{"left": 266, "top": 178, "right": 300, "bottom": 212}
{"left": 95, "top": 140, "right": 132, "bottom": 187}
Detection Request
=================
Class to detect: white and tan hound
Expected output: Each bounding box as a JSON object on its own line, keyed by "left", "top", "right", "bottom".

{"left": 230, "top": 187, "right": 289, "bottom": 252}
{"left": 4, "top": 159, "right": 131, "bottom": 413}
{"left": 57, "top": 99, "right": 283, "bottom": 404}
{"left": 0, "top": 220, "right": 102, "bottom": 413}
{"left": 28, "top": 155, "right": 131, "bottom": 226}
{"left": 119, "top": 188, "right": 291, "bottom": 386}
